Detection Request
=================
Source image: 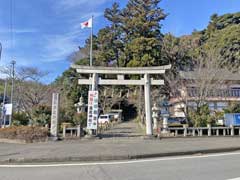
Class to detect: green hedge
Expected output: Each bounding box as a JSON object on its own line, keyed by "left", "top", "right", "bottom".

{"left": 0, "top": 126, "right": 49, "bottom": 143}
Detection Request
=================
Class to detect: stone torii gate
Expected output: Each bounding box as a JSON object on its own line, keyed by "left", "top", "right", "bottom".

{"left": 71, "top": 65, "right": 171, "bottom": 136}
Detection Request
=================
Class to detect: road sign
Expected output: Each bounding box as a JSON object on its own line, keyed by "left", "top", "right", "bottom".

{"left": 87, "top": 91, "right": 98, "bottom": 130}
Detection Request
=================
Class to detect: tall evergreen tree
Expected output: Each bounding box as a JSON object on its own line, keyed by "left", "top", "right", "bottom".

{"left": 121, "top": 0, "right": 166, "bottom": 67}
{"left": 100, "top": 0, "right": 166, "bottom": 67}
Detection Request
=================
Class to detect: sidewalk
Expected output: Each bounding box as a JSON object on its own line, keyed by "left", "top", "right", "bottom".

{"left": 1, "top": 137, "right": 240, "bottom": 163}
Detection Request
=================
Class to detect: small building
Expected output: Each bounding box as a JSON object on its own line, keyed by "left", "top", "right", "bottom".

{"left": 169, "top": 69, "right": 240, "bottom": 117}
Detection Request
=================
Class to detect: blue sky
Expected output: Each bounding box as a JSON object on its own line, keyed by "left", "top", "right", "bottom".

{"left": 0, "top": 0, "right": 239, "bottom": 83}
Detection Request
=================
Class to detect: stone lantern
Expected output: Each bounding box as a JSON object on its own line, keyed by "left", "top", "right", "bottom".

{"left": 152, "top": 103, "right": 160, "bottom": 130}
{"left": 74, "top": 96, "right": 86, "bottom": 113}
{"left": 160, "top": 99, "right": 170, "bottom": 134}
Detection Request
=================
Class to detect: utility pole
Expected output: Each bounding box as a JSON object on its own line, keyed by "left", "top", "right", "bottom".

{"left": 1, "top": 81, "right": 7, "bottom": 128}
{"left": 9, "top": 60, "right": 16, "bottom": 126}
{"left": 0, "top": 42, "right": 4, "bottom": 127}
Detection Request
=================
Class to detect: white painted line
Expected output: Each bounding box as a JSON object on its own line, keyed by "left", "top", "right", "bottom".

{"left": 227, "top": 178, "right": 240, "bottom": 180}
{"left": 1, "top": 151, "right": 240, "bottom": 168}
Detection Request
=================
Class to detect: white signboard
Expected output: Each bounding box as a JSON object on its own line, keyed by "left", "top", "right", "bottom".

{"left": 87, "top": 91, "right": 98, "bottom": 130}
{"left": 4, "top": 104, "right": 12, "bottom": 115}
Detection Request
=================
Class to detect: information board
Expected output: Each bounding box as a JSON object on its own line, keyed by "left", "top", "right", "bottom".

{"left": 87, "top": 91, "right": 99, "bottom": 130}
{"left": 4, "top": 104, "right": 12, "bottom": 115}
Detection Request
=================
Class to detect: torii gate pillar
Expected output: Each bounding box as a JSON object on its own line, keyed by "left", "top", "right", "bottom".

{"left": 72, "top": 65, "right": 171, "bottom": 136}
{"left": 144, "top": 73, "right": 153, "bottom": 135}
{"left": 92, "top": 73, "right": 98, "bottom": 91}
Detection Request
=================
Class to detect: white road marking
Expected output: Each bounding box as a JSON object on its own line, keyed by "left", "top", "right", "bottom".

{"left": 1, "top": 151, "right": 240, "bottom": 168}
{"left": 227, "top": 178, "right": 240, "bottom": 180}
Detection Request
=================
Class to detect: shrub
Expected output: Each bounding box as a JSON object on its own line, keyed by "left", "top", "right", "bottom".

{"left": 73, "top": 112, "right": 87, "bottom": 127}
{"left": 12, "top": 112, "right": 30, "bottom": 126}
{"left": 0, "top": 126, "right": 48, "bottom": 143}
{"left": 189, "top": 104, "right": 215, "bottom": 127}
{"left": 31, "top": 105, "right": 51, "bottom": 126}
{"left": 224, "top": 102, "right": 240, "bottom": 113}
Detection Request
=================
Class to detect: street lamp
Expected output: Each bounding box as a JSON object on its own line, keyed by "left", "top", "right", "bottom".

{"left": 0, "top": 42, "right": 6, "bottom": 127}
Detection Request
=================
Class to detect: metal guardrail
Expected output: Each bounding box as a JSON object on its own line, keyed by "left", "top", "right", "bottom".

{"left": 168, "top": 126, "right": 240, "bottom": 137}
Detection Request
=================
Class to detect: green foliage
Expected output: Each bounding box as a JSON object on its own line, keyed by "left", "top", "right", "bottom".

{"left": 55, "top": 68, "right": 88, "bottom": 104}
{"left": 12, "top": 112, "right": 29, "bottom": 126}
{"left": 54, "top": 68, "right": 88, "bottom": 126}
{"left": 53, "top": 5, "right": 239, "bottom": 125}
{"left": 224, "top": 102, "right": 240, "bottom": 113}
{"left": 73, "top": 112, "right": 87, "bottom": 127}
{"left": 161, "top": 33, "right": 195, "bottom": 73}
{"left": 120, "top": 0, "right": 166, "bottom": 67}
{"left": 188, "top": 12, "right": 240, "bottom": 67}
{"left": 205, "top": 12, "right": 240, "bottom": 38}
{"left": 214, "top": 111, "right": 224, "bottom": 121}
{"left": 71, "top": 0, "right": 166, "bottom": 68}
{"left": 0, "top": 79, "right": 4, "bottom": 94}
{"left": 189, "top": 104, "right": 215, "bottom": 127}
{"left": 54, "top": 0, "right": 168, "bottom": 124}
{"left": 202, "top": 25, "right": 240, "bottom": 65}
{"left": 31, "top": 105, "right": 51, "bottom": 126}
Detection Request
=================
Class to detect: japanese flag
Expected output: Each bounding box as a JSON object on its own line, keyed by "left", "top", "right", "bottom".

{"left": 81, "top": 18, "right": 92, "bottom": 29}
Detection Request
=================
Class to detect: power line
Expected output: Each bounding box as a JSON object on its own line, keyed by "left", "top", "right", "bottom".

{"left": 10, "top": 0, "right": 14, "bottom": 52}
{"left": 0, "top": 43, "right": 2, "bottom": 60}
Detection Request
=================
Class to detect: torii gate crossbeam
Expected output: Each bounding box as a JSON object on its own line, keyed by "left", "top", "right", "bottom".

{"left": 72, "top": 65, "right": 171, "bottom": 136}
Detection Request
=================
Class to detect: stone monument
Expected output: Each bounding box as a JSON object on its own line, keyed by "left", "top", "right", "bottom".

{"left": 50, "top": 93, "right": 60, "bottom": 140}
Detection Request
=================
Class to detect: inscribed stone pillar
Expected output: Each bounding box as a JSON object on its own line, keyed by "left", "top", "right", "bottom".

{"left": 50, "top": 93, "right": 60, "bottom": 140}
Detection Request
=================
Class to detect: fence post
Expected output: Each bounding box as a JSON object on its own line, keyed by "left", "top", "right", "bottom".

{"left": 192, "top": 128, "right": 195, "bottom": 136}
{"left": 183, "top": 125, "right": 187, "bottom": 137}
{"left": 63, "top": 124, "right": 66, "bottom": 138}
{"left": 216, "top": 129, "right": 219, "bottom": 136}
{"left": 223, "top": 129, "right": 226, "bottom": 136}
{"left": 175, "top": 129, "right": 178, "bottom": 136}
{"left": 199, "top": 129, "right": 203, "bottom": 136}
{"left": 77, "top": 125, "right": 81, "bottom": 137}
{"left": 207, "top": 124, "right": 211, "bottom": 137}
{"left": 231, "top": 125, "right": 234, "bottom": 136}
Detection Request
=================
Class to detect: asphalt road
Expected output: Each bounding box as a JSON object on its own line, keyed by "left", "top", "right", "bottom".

{"left": 1, "top": 152, "right": 240, "bottom": 180}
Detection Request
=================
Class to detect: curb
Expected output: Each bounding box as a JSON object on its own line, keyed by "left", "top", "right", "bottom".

{"left": 2, "top": 147, "right": 240, "bottom": 164}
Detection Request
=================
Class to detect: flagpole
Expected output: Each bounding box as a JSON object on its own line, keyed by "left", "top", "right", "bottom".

{"left": 90, "top": 15, "right": 93, "bottom": 67}
{"left": 89, "top": 15, "right": 95, "bottom": 136}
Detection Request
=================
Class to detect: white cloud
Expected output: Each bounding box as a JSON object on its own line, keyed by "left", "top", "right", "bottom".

{"left": 40, "top": 0, "right": 108, "bottom": 63}
{"left": 0, "top": 28, "right": 37, "bottom": 34}
{"left": 40, "top": 31, "right": 86, "bottom": 62}
{"left": 0, "top": 28, "right": 37, "bottom": 51}
{"left": 1, "top": 0, "right": 109, "bottom": 75}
